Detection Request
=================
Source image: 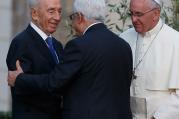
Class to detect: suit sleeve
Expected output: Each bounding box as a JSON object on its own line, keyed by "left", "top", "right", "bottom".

{"left": 6, "top": 38, "right": 34, "bottom": 96}
{"left": 15, "top": 40, "right": 83, "bottom": 94}
{"left": 6, "top": 38, "right": 32, "bottom": 72}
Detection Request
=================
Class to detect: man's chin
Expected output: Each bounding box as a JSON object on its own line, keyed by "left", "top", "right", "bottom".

{"left": 49, "top": 29, "right": 57, "bottom": 34}
{"left": 134, "top": 28, "right": 142, "bottom": 34}
{"left": 75, "top": 32, "right": 83, "bottom": 37}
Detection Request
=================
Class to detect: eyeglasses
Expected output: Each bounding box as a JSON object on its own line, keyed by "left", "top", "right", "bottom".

{"left": 69, "top": 12, "right": 84, "bottom": 20}
{"left": 129, "top": 8, "right": 157, "bottom": 17}
{"left": 69, "top": 12, "right": 79, "bottom": 20}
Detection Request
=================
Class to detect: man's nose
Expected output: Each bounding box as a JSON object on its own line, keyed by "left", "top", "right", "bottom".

{"left": 131, "top": 15, "right": 138, "bottom": 22}
{"left": 54, "top": 11, "right": 61, "bottom": 21}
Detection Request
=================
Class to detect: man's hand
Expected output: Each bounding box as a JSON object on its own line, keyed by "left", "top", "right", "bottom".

{"left": 7, "top": 60, "right": 23, "bottom": 87}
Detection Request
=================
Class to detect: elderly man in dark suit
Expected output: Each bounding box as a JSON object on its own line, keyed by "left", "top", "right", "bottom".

{"left": 8, "top": 0, "right": 133, "bottom": 119}
{"left": 6, "top": 0, "right": 63, "bottom": 119}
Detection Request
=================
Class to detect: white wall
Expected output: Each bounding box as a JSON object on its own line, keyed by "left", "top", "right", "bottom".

{"left": 0, "top": 0, "right": 12, "bottom": 112}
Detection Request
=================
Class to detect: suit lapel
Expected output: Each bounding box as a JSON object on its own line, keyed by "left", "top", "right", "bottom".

{"left": 26, "top": 25, "right": 56, "bottom": 66}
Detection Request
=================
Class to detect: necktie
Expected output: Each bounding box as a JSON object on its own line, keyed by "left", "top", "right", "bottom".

{"left": 45, "top": 37, "right": 59, "bottom": 64}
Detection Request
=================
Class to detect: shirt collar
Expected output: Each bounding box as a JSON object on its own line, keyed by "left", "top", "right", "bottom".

{"left": 30, "top": 22, "right": 51, "bottom": 40}
{"left": 83, "top": 22, "right": 102, "bottom": 35}
{"left": 141, "top": 19, "right": 163, "bottom": 38}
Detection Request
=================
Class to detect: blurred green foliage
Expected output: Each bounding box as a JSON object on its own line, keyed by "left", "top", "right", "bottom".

{"left": 0, "top": 112, "right": 11, "bottom": 119}
{"left": 161, "top": 0, "right": 179, "bottom": 31}
{"left": 106, "top": 0, "right": 131, "bottom": 33}
{"left": 65, "top": 0, "right": 179, "bottom": 37}
{"left": 106, "top": 0, "right": 179, "bottom": 32}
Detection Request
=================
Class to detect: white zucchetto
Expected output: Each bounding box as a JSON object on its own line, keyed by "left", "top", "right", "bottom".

{"left": 153, "top": 0, "right": 161, "bottom": 6}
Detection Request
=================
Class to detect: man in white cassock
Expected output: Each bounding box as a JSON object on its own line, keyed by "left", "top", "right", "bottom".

{"left": 120, "top": 0, "right": 179, "bottom": 119}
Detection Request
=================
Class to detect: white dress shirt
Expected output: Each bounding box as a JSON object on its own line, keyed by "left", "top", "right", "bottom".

{"left": 30, "top": 22, "right": 59, "bottom": 62}
{"left": 30, "top": 22, "right": 49, "bottom": 41}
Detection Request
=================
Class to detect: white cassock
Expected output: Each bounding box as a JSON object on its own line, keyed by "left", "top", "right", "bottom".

{"left": 120, "top": 19, "right": 179, "bottom": 119}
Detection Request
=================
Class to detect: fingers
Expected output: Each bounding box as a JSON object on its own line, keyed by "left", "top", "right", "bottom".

{"left": 7, "top": 60, "right": 23, "bottom": 87}
{"left": 16, "top": 60, "right": 20, "bottom": 71}
{"left": 7, "top": 71, "right": 15, "bottom": 87}
{"left": 16, "top": 60, "right": 23, "bottom": 73}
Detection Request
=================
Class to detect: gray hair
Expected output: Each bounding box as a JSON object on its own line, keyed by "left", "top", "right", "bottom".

{"left": 27, "top": 0, "right": 40, "bottom": 8}
{"left": 149, "top": 0, "right": 161, "bottom": 9}
{"left": 73, "top": 0, "right": 107, "bottom": 22}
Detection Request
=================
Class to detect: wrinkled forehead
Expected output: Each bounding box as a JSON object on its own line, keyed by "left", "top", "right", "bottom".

{"left": 130, "top": 0, "right": 151, "bottom": 11}
{"left": 130, "top": 0, "right": 150, "bottom": 5}
{"left": 38, "top": 0, "right": 61, "bottom": 8}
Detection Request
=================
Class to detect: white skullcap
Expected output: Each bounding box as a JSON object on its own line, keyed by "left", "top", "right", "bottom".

{"left": 153, "top": 0, "right": 161, "bottom": 6}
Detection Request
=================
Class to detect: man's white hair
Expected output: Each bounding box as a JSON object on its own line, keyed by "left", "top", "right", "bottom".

{"left": 150, "top": 0, "right": 161, "bottom": 9}
{"left": 27, "top": 0, "right": 40, "bottom": 8}
{"left": 73, "top": 0, "right": 107, "bottom": 22}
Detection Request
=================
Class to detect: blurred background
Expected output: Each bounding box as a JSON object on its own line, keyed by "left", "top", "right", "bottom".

{"left": 0, "top": 0, "right": 178, "bottom": 118}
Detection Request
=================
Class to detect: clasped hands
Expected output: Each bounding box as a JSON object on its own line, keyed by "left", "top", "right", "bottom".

{"left": 7, "top": 60, "right": 23, "bottom": 87}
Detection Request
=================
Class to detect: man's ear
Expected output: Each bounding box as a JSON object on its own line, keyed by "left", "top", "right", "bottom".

{"left": 153, "top": 8, "right": 160, "bottom": 21}
{"left": 31, "top": 8, "right": 39, "bottom": 22}
{"left": 77, "top": 13, "right": 85, "bottom": 24}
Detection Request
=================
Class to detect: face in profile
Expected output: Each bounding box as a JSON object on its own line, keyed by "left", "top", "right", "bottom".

{"left": 130, "top": 0, "right": 160, "bottom": 34}
{"left": 32, "top": 0, "right": 62, "bottom": 35}
{"left": 69, "top": 12, "right": 84, "bottom": 36}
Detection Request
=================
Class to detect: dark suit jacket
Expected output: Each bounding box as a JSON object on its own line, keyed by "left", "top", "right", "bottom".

{"left": 15, "top": 23, "right": 133, "bottom": 119}
{"left": 6, "top": 25, "right": 63, "bottom": 119}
